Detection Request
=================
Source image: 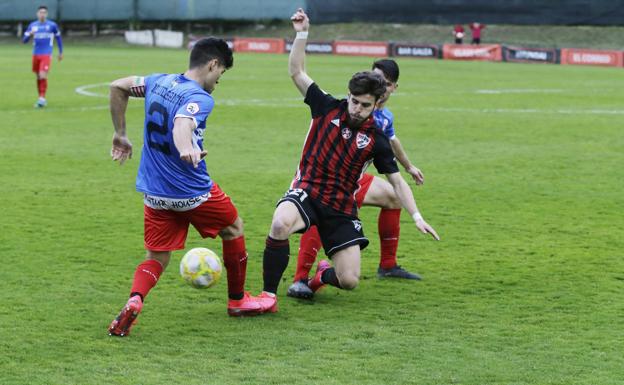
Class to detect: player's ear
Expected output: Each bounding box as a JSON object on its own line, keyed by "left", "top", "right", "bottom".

{"left": 207, "top": 58, "right": 220, "bottom": 72}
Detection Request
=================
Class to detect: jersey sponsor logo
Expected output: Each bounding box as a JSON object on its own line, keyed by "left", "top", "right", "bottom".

{"left": 143, "top": 192, "right": 210, "bottom": 211}
{"left": 356, "top": 132, "right": 371, "bottom": 149}
{"left": 186, "top": 102, "right": 200, "bottom": 114}
{"left": 352, "top": 220, "right": 362, "bottom": 231}
{"left": 341, "top": 127, "right": 352, "bottom": 139}
{"left": 382, "top": 118, "right": 389, "bottom": 129}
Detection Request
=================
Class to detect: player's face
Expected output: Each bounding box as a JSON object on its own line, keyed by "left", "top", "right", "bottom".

{"left": 347, "top": 93, "right": 376, "bottom": 127}
{"left": 373, "top": 68, "right": 397, "bottom": 106}
{"left": 202, "top": 60, "right": 226, "bottom": 93}
{"left": 37, "top": 9, "right": 48, "bottom": 22}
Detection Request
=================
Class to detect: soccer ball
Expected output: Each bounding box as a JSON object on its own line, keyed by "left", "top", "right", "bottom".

{"left": 180, "top": 248, "right": 222, "bottom": 289}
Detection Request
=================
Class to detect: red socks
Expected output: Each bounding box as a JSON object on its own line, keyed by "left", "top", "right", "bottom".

{"left": 37, "top": 78, "right": 47, "bottom": 98}
{"left": 378, "top": 209, "right": 401, "bottom": 269}
{"left": 130, "top": 259, "right": 163, "bottom": 300}
{"left": 294, "top": 226, "right": 322, "bottom": 282}
{"left": 222, "top": 236, "right": 248, "bottom": 299}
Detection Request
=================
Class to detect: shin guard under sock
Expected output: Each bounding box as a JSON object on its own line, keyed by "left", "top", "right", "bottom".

{"left": 222, "top": 236, "right": 248, "bottom": 300}
{"left": 262, "top": 236, "right": 290, "bottom": 294}
{"left": 130, "top": 259, "right": 163, "bottom": 300}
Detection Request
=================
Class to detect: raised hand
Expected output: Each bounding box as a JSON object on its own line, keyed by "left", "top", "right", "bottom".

{"left": 290, "top": 8, "right": 309, "bottom": 32}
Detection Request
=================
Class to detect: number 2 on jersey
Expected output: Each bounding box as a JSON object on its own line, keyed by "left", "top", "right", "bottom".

{"left": 146, "top": 101, "right": 171, "bottom": 155}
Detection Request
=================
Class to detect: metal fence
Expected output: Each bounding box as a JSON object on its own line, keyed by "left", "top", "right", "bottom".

{"left": 0, "top": 0, "right": 304, "bottom": 21}
{"left": 2, "top": 0, "right": 623, "bottom": 25}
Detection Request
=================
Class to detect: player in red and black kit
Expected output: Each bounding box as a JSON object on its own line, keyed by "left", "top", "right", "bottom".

{"left": 253, "top": 9, "right": 439, "bottom": 313}
{"left": 470, "top": 22, "right": 485, "bottom": 45}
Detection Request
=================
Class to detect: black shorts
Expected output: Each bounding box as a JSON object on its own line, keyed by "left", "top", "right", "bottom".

{"left": 278, "top": 188, "right": 369, "bottom": 257}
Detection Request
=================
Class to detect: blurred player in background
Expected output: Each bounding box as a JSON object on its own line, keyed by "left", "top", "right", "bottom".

{"left": 453, "top": 24, "right": 465, "bottom": 44}
{"left": 470, "top": 22, "right": 486, "bottom": 45}
{"left": 22, "top": 5, "right": 63, "bottom": 108}
{"left": 107, "top": 38, "right": 264, "bottom": 337}
{"left": 288, "top": 58, "right": 428, "bottom": 299}
{"left": 257, "top": 9, "right": 439, "bottom": 313}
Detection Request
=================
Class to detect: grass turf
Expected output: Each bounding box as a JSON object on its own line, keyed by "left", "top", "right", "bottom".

{"left": 0, "top": 43, "right": 623, "bottom": 384}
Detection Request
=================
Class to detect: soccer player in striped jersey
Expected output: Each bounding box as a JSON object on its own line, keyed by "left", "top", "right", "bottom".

{"left": 22, "top": 5, "right": 63, "bottom": 108}
{"left": 255, "top": 9, "right": 439, "bottom": 313}
{"left": 107, "top": 38, "right": 264, "bottom": 337}
{"left": 287, "top": 58, "right": 427, "bottom": 299}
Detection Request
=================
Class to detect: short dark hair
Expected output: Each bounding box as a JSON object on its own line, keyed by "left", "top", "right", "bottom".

{"left": 38, "top": 5, "right": 48, "bottom": 11}
{"left": 189, "top": 37, "right": 233, "bottom": 70}
{"left": 372, "top": 59, "right": 400, "bottom": 83}
{"left": 348, "top": 71, "right": 386, "bottom": 101}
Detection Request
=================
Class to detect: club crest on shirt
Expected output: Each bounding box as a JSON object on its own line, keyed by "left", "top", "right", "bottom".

{"left": 356, "top": 132, "right": 371, "bottom": 149}
{"left": 186, "top": 103, "right": 200, "bottom": 114}
{"left": 341, "top": 127, "right": 352, "bottom": 140}
{"left": 352, "top": 220, "right": 362, "bottom": 231}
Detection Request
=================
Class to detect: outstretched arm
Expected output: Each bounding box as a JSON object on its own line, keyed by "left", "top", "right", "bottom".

{"left": 385, "top": 172, "right": 439, "bottom": 240}
{"left": 110, "top": 76, "right": 144, "bottom": 165}
{"left": 289, "top": 8, "right": 314, "bottom": 96}
{"left": 390, "top": 136, "right": 424, "bottom": 185}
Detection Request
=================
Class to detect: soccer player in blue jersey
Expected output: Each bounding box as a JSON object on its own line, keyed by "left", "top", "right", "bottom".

{"left": 256, "top": 9, "right": 439, "bottom": 313}
{"left": 287, "top": 58, "right": 429, "bottom": 298}
{"left": 107, "top": 38, "right": 263, "bottom": 337}
{"left": 22, "top": 5, "right": 63, "bottom": 108}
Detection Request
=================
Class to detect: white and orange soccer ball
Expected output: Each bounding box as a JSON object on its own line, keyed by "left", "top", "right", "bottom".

{"left": 180, "top": 248, "right": 222, "bottom": 289}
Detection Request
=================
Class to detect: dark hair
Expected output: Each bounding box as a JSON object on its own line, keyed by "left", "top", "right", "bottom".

{"left": 38, "top": 5, "right": 48, "bottom": 11}
{"left": 189, "top": 37, "right": 233, "bottom": 70}
{"left": 348, "top": 71, "right": 386, "bottom": 101}
{"left": 372, "top": 59, "right": 400, "bottom": 83}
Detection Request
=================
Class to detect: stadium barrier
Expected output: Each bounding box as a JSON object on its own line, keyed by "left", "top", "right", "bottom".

{"left": 125, "top": 29, "right": 184, "bottom": 48}
{"left": 285, "top": 40, "right": 333, "bottom": 54}
{"left": 333, "top": 40, "right": 389, "bottom": 57}
{"left": 442, "top": 44, "right": 503, "bottom": 62}
{"left": 124, "top": 30, "right": 154, "bottom": 46}
{"left": 186, "top": 36, "right": 623, "bottom": 68}
{"left": 153, "top": 30, "right": 184, "bottom": 48}
{"left": 560, "top": 48, "right": 624, "bottom": 68}
{"left": 391, "top": 43, "right": 441, "bottom": 59}
{"left": 234, "top": 38, "right": 285, "bottom": 54}
{"left": 503, "top": 46, "right": 559, "bottom": 64}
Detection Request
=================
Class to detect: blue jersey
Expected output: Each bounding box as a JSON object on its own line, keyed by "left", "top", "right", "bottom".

{"left": 136, "top": 73, "right": 215, "bottom": 199}
{"left": 373, "top": 107, "right": 396, "bottom": 140}
{"left": 23, "top": 20, "right": 63, "bottom": 55}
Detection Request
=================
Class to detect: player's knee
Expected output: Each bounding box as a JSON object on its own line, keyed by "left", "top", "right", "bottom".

{"left": 220, "top": 217, "right": 244, "bottom": 239}
{"left": 146, "top": 250, "right": 171, "bottom": 269}
{"left": 384, "top": 190, "right": 401, "bottom": 209}
{"left": 269, "top": 217, "right": 293, "bottom": 239}
{"left": 337, "top": 271, "right": 359, "bottom": 290}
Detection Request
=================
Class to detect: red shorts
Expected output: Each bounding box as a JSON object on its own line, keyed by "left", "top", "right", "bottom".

{"left": 354, "top": 173, "right": 375, "bottom": 209}
{"left": 143, "top": 184, "right": 238, "bottom": 251}
{"left": 32, "top": 55, "right": 51, "bottom": 73}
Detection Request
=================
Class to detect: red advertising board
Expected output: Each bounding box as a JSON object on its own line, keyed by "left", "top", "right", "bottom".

{"left": 560, "top": 48, "right": 623, "bottom": 67}
{"left": 233, "top": 38, "right": 285, "bottom": 54}
{"left": 442, "top": 44, "right": 502, "bottom": 61}
{"left": 333, "top": 40, "right": 389, "bottom": 57}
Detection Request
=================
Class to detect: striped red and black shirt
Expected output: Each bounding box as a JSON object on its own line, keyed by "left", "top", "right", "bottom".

{"left": 290, "top": 83, "right": 399, "bottom": 216}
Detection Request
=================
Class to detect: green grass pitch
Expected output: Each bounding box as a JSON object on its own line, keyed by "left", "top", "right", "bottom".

{"left": 0, "top": 42, "right": 623, "bottom": 385}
